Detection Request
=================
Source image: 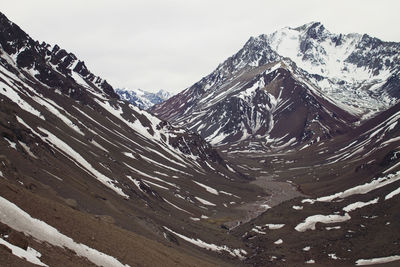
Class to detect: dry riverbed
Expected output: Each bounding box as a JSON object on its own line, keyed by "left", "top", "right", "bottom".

{"left": 225, "top": 175, "right": 305, "bottom": 229}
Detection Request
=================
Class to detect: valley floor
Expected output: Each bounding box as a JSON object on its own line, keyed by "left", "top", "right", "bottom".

{"left": 221, "top": 175, "right": 304, "bottom": 229}
{"left": 214, "top": 137, "right": 400, "bottom": 266}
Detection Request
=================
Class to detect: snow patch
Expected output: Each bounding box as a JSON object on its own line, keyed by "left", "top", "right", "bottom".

{"left": 264, "top": 224, "right": 285, "bottom": 230}
{"left": 123, "top": 152, "right": 135, "bottom": 159}
{"left": 219, "top": 190, "right": 240, "bottom": 198}
{"left": 4, "top": 137, "right": 16, "bottom": 149}
{"left": 194, "top": 196, "right": 216, "bottom": 206}
{"left": 18, "top": 141, "right": 38, "bottom": 159}
{"left": 295, "top": 213, "right": 351, "bottom": 232}
{"left": 0, "top": 238, "right": 47, "bottom": 266}
{"left": 302, "top": 171, "right": 400, "bottom": 204}
{"left": 328, "top": 253, "right": 340, "bottom": 260}
{"left": 385, "top": 187, "right": 400, "bottom": 200}
{"left": 355, "top": 255, "right": 400, "bottom": 265}
{"left": 251, "top": 227, "right": 266, "bottom": 234}
{"left": 325, "top": 226, "right": 341, "bottom": 230}
{"left": 342, "top": 198, "right": 379, "bottom": 212}
{"left": 193, "top": 181, "right": 219, "bottom": 195}
{"left": 292, "top": 205, "right": 303, "bottom": 210}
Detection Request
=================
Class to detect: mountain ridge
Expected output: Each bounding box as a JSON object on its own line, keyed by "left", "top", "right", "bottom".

{"left": 0, "top": 11, "right": 259, "bottom": 266}
{"left": 152, "top": 21, "right": 400, "bottom": 147}
{"left": 116, "top": 88, "right": 172, "bottom": 109}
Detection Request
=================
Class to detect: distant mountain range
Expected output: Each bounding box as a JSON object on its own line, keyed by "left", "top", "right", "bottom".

{"left": 116, "top": 88, "right": 172, "bottom": 109}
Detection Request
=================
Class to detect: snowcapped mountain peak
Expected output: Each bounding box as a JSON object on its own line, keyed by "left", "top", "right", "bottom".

{"left": 192, "top": 22, "right": 393, "bottom": 104}
{"left": 116, "top": 88, "right": 172, "bottom": 109}
{"left": 153, "top": 22, "right": 400, "bottom": 146}
{"left": 246, "top": 22, "right": 400, "bottom": 118}
{"left": 271, "top": 21, "right": 327, "bottom": 42}
{"left": 300, "top": 21, "right": 327, "bottom": 38}
{"left": 156, "top": 89, "right": 173, "bottom": 99}
{"left": 293, "top": 21, "right": 322, "bottom": 31}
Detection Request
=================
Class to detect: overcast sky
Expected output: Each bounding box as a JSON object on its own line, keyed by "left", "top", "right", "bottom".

{"left": 3, "top": 0, "right": 400, "bottom": 94}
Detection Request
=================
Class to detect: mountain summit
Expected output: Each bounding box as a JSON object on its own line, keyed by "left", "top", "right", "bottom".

{"left": 116, "top": 88, "right": 172, "bottom": 109}
{"left": 152, "top": 22, "right": 400, "bottom": 146}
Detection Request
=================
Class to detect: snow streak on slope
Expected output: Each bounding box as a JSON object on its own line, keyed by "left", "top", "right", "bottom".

{"left": 0, "top": 196, "right": 130, "bottom": 267}
{"left": 0, "top": 238, "right": 48, "bottom": 266}
{"left": 163, "top": 227, "right": 247, "bottom": 260}
{"left": 355, "top": 255, "right": 400, "bottom": 265}
{"left": 39, "top": 128, "right": 129, "bottom": 198}
{"left": 302, "top": 171, "right": 400, "bottom": 204}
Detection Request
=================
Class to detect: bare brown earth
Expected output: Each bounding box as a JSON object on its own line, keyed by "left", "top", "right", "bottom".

{"left": 0, "top": 179, "right": 228, "bottom": 267}
{"left": 218, "top": 126, "right": 400, "bottom": 266}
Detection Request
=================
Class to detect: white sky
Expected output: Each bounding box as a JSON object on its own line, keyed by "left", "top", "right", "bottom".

{"left": 3, "top": 0, "right": 400, "bottom": 93}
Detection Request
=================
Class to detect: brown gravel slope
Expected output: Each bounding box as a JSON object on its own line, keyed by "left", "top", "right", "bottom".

{"left": 0, "top": 179, "right": 227, "bottom": 267}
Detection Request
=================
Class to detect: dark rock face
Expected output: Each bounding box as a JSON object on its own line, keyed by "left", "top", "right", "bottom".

{"left": 382, "top": 73, "right": 400, "bottom": 99}
{"left": 0, "top": 13, "right": 31, "bottom": 55}
{"left": 380, "top": 150, "right": 400, "bottom": 167}
{"left": 346, "top": 34, "right": 400, "bottom": 74}
{"left": 0, "top": 13, "right": 119, "bottom": 103}
{"left": 170, "top": 131, "right": 223, "bottom": 163}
